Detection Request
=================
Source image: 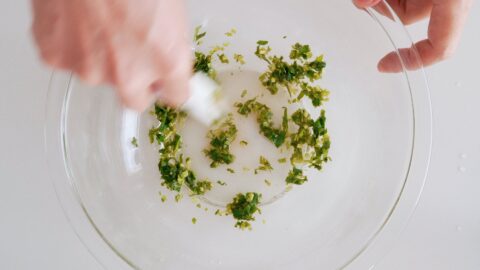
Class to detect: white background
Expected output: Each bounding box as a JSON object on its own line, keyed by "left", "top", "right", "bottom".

{"left": 1, "top": 1, "right": 478, "bottom": 269}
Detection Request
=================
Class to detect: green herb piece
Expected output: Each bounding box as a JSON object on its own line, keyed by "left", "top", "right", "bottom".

{"left": 254, "top": 41, "right": 327, "bottom": 105}
{"left": 214, "top": 209, "right": 223, "bottom": 216}
{"left": 194, "top": 25, "right": 206, "bottom": 45}
{"left": 278, "top": 158, "right": 287, "bottom": 163}
{"left": 226, "top": 192, "right": 262, "bottom": 230}
{"left": 175, "top": 193, "right": 183, "bottom": 202}
{"left": 234, "top": 54, "right": 246, "bottom": 65}
{"left": 192, "top": 217, "right": 197, "bottom": 224}
{"left": 131, "top": 137, "right": 138, "bottom": 147}
{"left": 264, "top": 179, "right": 272, "bottom": 186}
{"left": 288, "top": 108, "right": 331, "bottom": 171}
{"left": 289, "top": 43, "right": 313, "bottom": 60}
{"left": 227, "top": 168, "right": 235, "bottom": 174}
{"left": 254, "top": 156, "right": 273, "bottom": 174}
{"left": 158, "top": 192, "right": 167, "bottom": 203}
{"left": 217, "top": 180, "right": 227, "bottom": 186}
{"left": 240, "top": 89, "right": 248, "bottom": 98}
{"left": 196, "top": 203, "right": 202, "bottom": 208}
{"left": 294, "top": 83, "right": 330, "bottom": 107}
{"left": 150, "top": 104, "right": 212, "bottom": 195}
{"left": 204, "top": 114, "right": 238, "bottom": 168}
{"left": 218, "top": 53, "right": 229, "bottom": 64}
{"left": 188, "top": 179, "right": 213, "bottom": 195}
{"left": 239, "top": 140, "right": 248, "bottom": 146}
{"left": 193, "top": 51, "right": 213, "bottom": 74}
{"left": 235, "top": 99, "right": 288, "bottom": 147}
{"left": 286, "top": 167, "right": 307, "bottom": 185}
{"left": 257, "top": 40, "right": 269, "bottom": 45}
{"left": 225, "top": 28, "right": 237, "bottom": 37}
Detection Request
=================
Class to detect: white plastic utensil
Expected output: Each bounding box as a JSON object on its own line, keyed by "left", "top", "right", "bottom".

{"left": 181, "top": 72, "right": 226, "bottom": 126}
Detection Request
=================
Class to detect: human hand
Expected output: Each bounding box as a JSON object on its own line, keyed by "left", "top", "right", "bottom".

{"left": 353, "top": 0, "right": 473, "bottom": 72}
{"left": 31, "top": 0, "right": 192, "bottom": 111}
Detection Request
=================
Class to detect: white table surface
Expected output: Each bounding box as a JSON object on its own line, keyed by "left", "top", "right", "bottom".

{"left": 1, "top": 1, "right": 479, "bottom": 269}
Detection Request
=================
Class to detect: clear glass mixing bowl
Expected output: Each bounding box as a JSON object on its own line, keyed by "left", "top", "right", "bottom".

{"left": 44, "top": 1, "right": 432, "bottom": 269}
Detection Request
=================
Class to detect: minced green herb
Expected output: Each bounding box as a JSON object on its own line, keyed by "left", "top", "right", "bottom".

{"left": 227, "top": 168, "right": 235, "bottom": 174}
{"left": 150, "top": 104, "right": 212, "bottom": 195}
{"left": 217, "top": 180, "right": 227, "bottom": 186}
{"left": 226, "top": 192, "right": 262, "bottom": 230}
{"left": 235, "top": 99, "right": 288, "bottom": 147}
{"left": 239, "top": 140, "right": 248, "bottom": 146}
{"left": 193, "top": 51, "right": 213, "bottom": 74}
{"left": 234, "top": 54, "right": 246, "bottom": 65}
{"left": 175, "top": 193, "right": 183, "bottom": 202}
{"left": 203, "top": 114, "right": 238, "bottom": 168}
{"left": 159, "top": 192, "right": 167, "bottom": 203}
{"left": 264, "top": 179, "right": 272, "bottom": 186}
{"left": 192, "top": 217, "right": 197, "bottom": 224}
{"left": 278, "top": 158, "right": 287, "bottom": 163}
{"left": 254, "top": 156, "right": 273, "bottom": 174}
{"left": 131, "top": 137, "right": 138, "bottom": 147}
{"left": 285, "top": 167, "right": 307, "bottom": 185}
{"left": 289, "top": 108, "right": 331, "bottom": 171}
{"left": 254, "top": 41, "right": 329, "bottom": 107}
{"left": 225, "top": 28, "right": 237, "bottom": 37}
{"left": 218, "top": 53, "right": 229, "bottom": 64}
{"left": 194, "top": 26, "right": 206, "bottom": 45}
{"left": 240, "top": 89, "right": 248, "bottom": 98}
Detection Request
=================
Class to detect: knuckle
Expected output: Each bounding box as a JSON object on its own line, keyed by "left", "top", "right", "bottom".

{"left": 436, "top": 47, "right": 455, "bottom": 61}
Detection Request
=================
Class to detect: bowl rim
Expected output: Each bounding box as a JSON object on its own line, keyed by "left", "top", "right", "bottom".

{"left": 43, "top": 2, "right": 432, "bottom": 269}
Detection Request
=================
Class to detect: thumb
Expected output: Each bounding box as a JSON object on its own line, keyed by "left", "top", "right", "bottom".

{"left": 353, "top": 0, "right": 383, "bottom": 8}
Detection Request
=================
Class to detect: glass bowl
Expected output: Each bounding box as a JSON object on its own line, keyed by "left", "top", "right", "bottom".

{"left": 44, "top": 1, "right": 432, "bottom": 269}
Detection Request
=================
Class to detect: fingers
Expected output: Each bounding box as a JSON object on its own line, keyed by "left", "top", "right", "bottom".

{"left": 378, "top": 0, "right": 473, "bottom": 72}
{"left": 352, "top": 0, "right": 382, "bottom": 8}
{"left": 150, "top": 0, "right": 192, "bottom": 107}
{"left": 386, "top": 0, "right": 433, "bottom": 25}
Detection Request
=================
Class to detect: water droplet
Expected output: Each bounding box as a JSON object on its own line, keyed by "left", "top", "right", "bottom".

{"left": 458, "top": 166, "right": 467, "bottom": 173}
{"left": 455, "top": 81, "right": 462, "bottom": 87}
{"left": 456, "top": 225, "right": 463, "bottom": 232}
{"left": 459, "top": 153, "right": 467, "bottom": 159}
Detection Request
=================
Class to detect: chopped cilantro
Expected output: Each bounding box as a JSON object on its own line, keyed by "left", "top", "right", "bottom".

{"left": 131, "top": 137, "right": 138, "bottom": 147}
{"left": 286, "top": 167, "right": 307, "bottom": 185}
{"left": 227, "top": 168, "right": 235, "bottom": 174}
{"left": 159, "top": 192, "right": 167, "bottom": 203}
{"left": 239, "top": 140, "right": 248, "bottom": 146}
{"left": 225, "top": 28, "right": 237, "bottom": 37}
{"left": 194, "top": 25, "right": 206, "bottom": 45}
{"left": 264, "top": 179, "right": 272, "bottom": 186}
{"left": 227, "top": 192, "right": 262, "bottom": 230}
{"left": 240, "top": 89, "right": 248, "bottom": 98}
{"left": 254, "top": 156, "right": 273, "bottom": 174}
{"left": 203, "top": 114, "right": 238, "bottom": 168}
{"left": 234, "top": 54, "right": 246, "bottom": 65}
{"left": 192, "top": 217, "right": 197, "bottom": 224}
{"left": 218, "top": 53, "right": 229, "bottom": 64}
{"left": 278, "top": 158, "right": 287, "bottom": 163}
{"left": 254, "top": 41, "right": 328, "bottom": 105}
{"left": 193, "top": 51, "right": 212, "bottom": 74}
{"left": 217, "top": 180, "right": 227, "bottom": 186}
{"left": 235, "top": 100, "right": 288, "bottom": 147}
